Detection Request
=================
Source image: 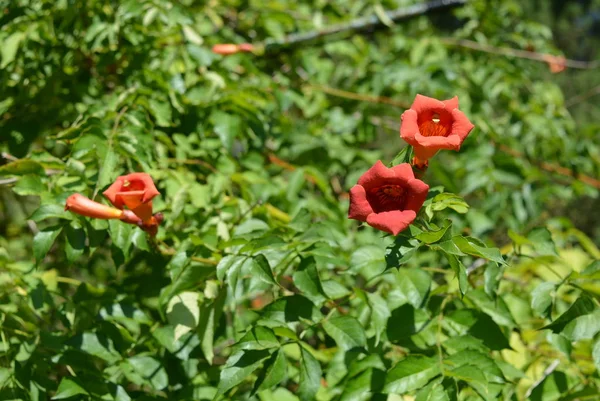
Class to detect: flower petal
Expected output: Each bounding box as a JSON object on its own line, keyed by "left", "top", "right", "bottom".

{"left": 65, "top": 194, "right": 124, "bottom": 220}
{"left": 366, "top": 210, "right": 417, "bottom": 235}
{"left": 442, "top": 96, "right": 459, "bottom": 110}
{"left": 123, "top": 173, "right": 160, "bottom": 203}
{"left": 348, "top": 185, "right": 373, "bottom": 222}
{"left": 410, "top": 94, "right": 445, "bottom": 114}
{"left": 404, "top": 179, "right": 429, "bottom": 213}
{"left": 357, "top": 160, "right": 396, "bottom": 190}
{"left": 414, "top": 133, "right": 462, "bottom": 150}
{"left": 103, "top": 178, "right": 126, "bottom": 209}
{"left": 400, "top": 109, "right": 419, "bottom": 144}
{"left": 451, "top": 109, "right": 475, "bottom": 141}
{"left": 390, "top": 163, "right": 415, "bottom": 182}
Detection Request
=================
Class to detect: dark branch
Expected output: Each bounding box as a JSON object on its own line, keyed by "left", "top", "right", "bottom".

{"left": 263, "top": 0, "right": 467, "bottom": 52}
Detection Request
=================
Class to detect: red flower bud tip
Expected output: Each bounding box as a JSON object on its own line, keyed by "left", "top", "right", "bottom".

{"left": 103, "top": 173, "right": 159, "bottom": 223}
{"left": 348, "top": 161, "right": 429, "bottom": 235}
{"left": 65, "top": 194, "right": 124, "bottom": 220}
{"left": 211, "top": 43, "right": 255, "bottom": 55}
{"left": 543, "top": 54, "right": 567, "bottom": 74}
{"left": 400, "top": 95, "right": 475, "bottom": 167}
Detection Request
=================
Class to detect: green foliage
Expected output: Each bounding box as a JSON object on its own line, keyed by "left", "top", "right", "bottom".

{"left": 1, "top": 0, "right": 599, "bottom": 400}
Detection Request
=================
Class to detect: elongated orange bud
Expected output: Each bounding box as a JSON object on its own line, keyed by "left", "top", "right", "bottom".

{"left": 211, "top": 43, "right": 255, "bottom": 55}
{"left": 65, "top": 194, "right": 124, "bottom": 219}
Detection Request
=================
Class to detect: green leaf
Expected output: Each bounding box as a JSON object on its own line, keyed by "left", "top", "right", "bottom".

{"left": 384, "top": 355, "right": 440, "bottom": 394}
{"left": 52, "top": 377, "right": 88, "bottom": 400}
{"left": 67, "top": 332, "right": 121, "bottom": 364}
{"left": 65, "top": 222, "right": 86, "bottom": 263}
{"left": 593, "top": 338, "right": 600, "bottom": 372}
{"left": 198, "top": 287, "right": 226, "bottom": 365}
{"left": 527, "top": 227, "right": 558, "bottom": 256}
{"left": 251, "top": 254, "right": 278, "bottom": 286}
{"left": 466, "top": 290, "right": 516, "bottom": 328}
{"left": 215, "top": 350, "right": 271, "bottom": 398}
{"left": 444, "top": 350, "right": 505, "bottom": 384}
{"left": 293, "top": 256, "right": 327, "bottom": 304}
{"left": 416, "top": 220, "right": 452, "bottom": 244}
{"left": 232, "top": 326, "right": 280, "bottom": 353}
{"left": 0, "top": 159, "right": 45, "bottom": 176}
{"left": 452, "top": 236, "right": 506, "bottom": 265}
{"left": 167, "top": 291, "right": 201, "bottom": 341}
{"left": 148, "top": 98, "right": 172, "bottom": 127}
{"left": 447, "top": 255, "right": 469, "bottom": 296}
{"left": 323, "top": 316, "right": 367, "bottom": 351}
{"left": 211, "top": 110, "right": 242, "bottom": 150}
{"left": 260, "top": 295, "right": 323, "bottom": 324}
{"left": 415, "top": 380, "right": 451, "bottom": 401}
{"left": 298, "top": 344, "right": 321, "bottom": 401}
{"left": 12, "top": 174, "right": 45, "bottom": 196}
{"left": 33, "top": 225, "right": 63, "bottom": 262}
{"left": 30, "top": 204, "right": 73, "bottom": 222}
{"left": 561, "top": 309, "right": 600, "bottom": 341}
{"left": 125, "top": 355, "right": 168, "bottom": 390}
{"left": 541, "top": 296, "right": 597, "bottom": 333}
{"left": 396, "top": 267, "right": 431, "bottom": 308}
{"left": 351, "top": 245, "right": 386, "bottom": 280}
{"left": 1, "top": 32, "right": 25, "bottom": 69}
{"left": 367, "top": 292, "right": 391, "bottom": 346}
{"left": 97, "top": 147, "right": 119, "bottom": 193}
{"left": 547, "top": 333, "right": 572, "bottom": 359}
{"left": 428, "top": 193, "right": 469, "bottom": 215}
{"left": 131, "top": 229, "right": 150, "bottom": 251}
{"left": 531, "top": 282, "right": 556, "bottom": 318}
{"left": 253, "top": 348, "right": 287, "bottom": 394}
{"left": 386, "top": 235, "right": 421, "bottom": 269}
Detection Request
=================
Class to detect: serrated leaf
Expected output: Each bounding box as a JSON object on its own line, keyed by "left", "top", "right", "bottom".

{"left": 542, "top": 296, "right": 596, "bottom": 333}
{"left": 97, "top": 147, "right": 119, "bottom": 194}
{"left": 167, "top": 291, "right": 200, "bottom": 341}
{"left": 253, "top": 348, "right": 287, "bottom": 394}
{"left": 396, "top": 267, "right": 431, "bottom": 308}
{"left": 298, "top": 345, "right": 321, "bottom": 401}
{"left": 453, "top": 236, "right": 506, "bottom": 265}
{"left": 417, "top": 220, "right": 452, "bottom": 244}
{"left": 30, "top": 204, "right": 73, "bottom": 222}
{"left": 52, "top": 378, "right": 88, "bottom": 400}
{"left": 232, "top": 326, "right": 280, "bottom": 353}
{"left": 447, "top": 255, "right": 469, "bottom": 296}
{"left": 148, "top": 98, "right": 172, "bottom": 127}
{"left": 216, "top": 350, "right": 271, "bottom": 398}
{"left": 0, "top": 159, "right": 45, "bottom": 176}
{"left": 65, "top": 222, "right": 85, "bottom": 263}
{"left": 293, "top": 256, "right": 327, "bottom": 304}
{"left": 33, "top": 225, "right": 63, "bottom": 262}
{"left": 125, "top": 355, "right": 168, "bottom": 390}
{"left": 1, "top": 32, "right": 25, "bottom": 69}
{"left": 351, "top": 245, "right": 386, "bottom": 279}
{"left": 211, "top": 110, "right": 242, "bottom": 150}
{"left": 531, "top": 282, "right": 556, "bottom": 318}
{"left": 251, "top": 254, "right": 278, "bottom": 286}
{"left": 323, "top": 316, "right": 367, "bottom": 351}
{"left": 384, "top": 355, "right": 440, "bottom": 394}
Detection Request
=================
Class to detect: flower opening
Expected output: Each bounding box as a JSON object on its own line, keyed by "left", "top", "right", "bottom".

{"left": 400, "top": 94, "right": 474, "bottom": 167}
{"left": 348, "top": 161, "right": 429, "bottom": 235}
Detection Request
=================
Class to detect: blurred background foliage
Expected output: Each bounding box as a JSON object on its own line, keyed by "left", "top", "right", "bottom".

{"left": 1, "top": 0, "right": 599, "bottom": 400}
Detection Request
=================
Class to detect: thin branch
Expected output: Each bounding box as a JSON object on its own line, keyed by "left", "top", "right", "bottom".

{"left": 440, "top": 37, "right": 600, "bottom": 70}
{"left": 525, "top": 359, "right": 560, "bottom": 398}
{"left": 262, "top": 0, "right": 467, "bottom": 52}
{"left": 305, "top": 84, "right": 409, "bottom": 108}
{"left": 565, "top": 84, "right": 600, "bottom": 108}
